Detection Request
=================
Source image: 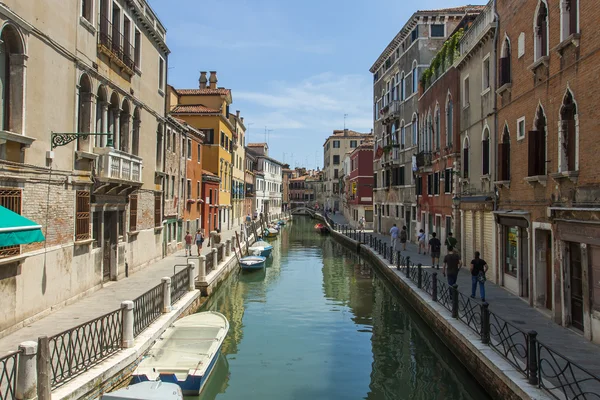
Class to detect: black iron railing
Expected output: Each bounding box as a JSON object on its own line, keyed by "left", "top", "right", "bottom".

{"left": 416, "top": 151, "right": 432, "bottom": 168}
{"left": 98, "top": 15, "right": 135, "bottom": 71}
{"left": 133, "top": 282, "right": 163, "bottom": 337}
{"left": 171, "top": 266, "right": 190, "bottom": 304}
{"left": 457, "top": 292, "right": 482, "bottom": 335}
{"left": 205, "top": 252, "right": 215, "bottom": 274}
{"left": 0, "top": 350, "right": 19, "bottom": 400}
{"left": 48, "top": 308, "right": 122, "bottom": 388}
{"left": 488, "top": 310, "right": 529, "bottom": 375}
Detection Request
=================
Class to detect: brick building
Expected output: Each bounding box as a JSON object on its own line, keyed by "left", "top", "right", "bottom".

{"left": 495, "top": 0, "right": 600, "bottom": 342}
{"left": 347, "top": 142, "right": 374, "bottom": 229}
{"left": 289, "top": 175, "right": 308, "bottom": 209}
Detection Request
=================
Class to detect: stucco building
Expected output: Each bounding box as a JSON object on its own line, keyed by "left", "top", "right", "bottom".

{"left": 229, "top": 110, "right": 246, "bottom": 229}
{"left": 347, "top": 142, "right": 374, "bottom": 229}
{"left": 282, "top": 166, "right": 293, "bottom": 212}
{"left": 370, "top": 6, "right": 483, "bottom": 241}
{"left": 495, "top": 0, "right": 600, "bottom": 343}
{"left": 0, "top": 0, "right": 168, "bottom": 334}
{"left": 244, "top": 148, "right": 256, "bottom": 218}
{"left": 247, "top": 143, "right": 284, "bottom": 218}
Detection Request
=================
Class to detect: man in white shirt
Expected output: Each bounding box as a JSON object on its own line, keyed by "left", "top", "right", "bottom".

{"left": 390, "top": 224, "right": 399, "bottom": 252}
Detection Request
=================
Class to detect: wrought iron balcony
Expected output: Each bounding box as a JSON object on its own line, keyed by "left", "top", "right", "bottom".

{"left": 379, "top": 101, "right": 402, "bottom": 122}
{"left": 94, "top": 147, "right": 142, "bottom": 183}
{"left": 98, "top": 15, "right": 135, "bottom": 73}
{"left": 416, "top": 151, "right": 432, "bottom": 169}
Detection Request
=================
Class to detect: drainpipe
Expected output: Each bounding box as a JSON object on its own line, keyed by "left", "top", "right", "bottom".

{"left": 492, "top": 0, "right": 500, "bottom": 213}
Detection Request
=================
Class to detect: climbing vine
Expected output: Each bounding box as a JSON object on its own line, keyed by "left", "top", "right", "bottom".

{"left": 420, "top": 28, "right": 464, "bottom": 90}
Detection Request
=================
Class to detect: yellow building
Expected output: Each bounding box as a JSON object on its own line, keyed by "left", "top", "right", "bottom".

{"left": 229, "top": 110, "right": 246, "bottom": 228}
{"left": 170, "top": 71, "right": 235, "bottom": 230}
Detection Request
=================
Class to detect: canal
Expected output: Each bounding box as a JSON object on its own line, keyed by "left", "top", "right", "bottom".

{"left": 194, "top": 216, "right": 490, "bottom": 400}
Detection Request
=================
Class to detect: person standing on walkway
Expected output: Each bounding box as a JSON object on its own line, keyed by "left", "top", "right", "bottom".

{"left": 390, "top": 224, "right": 399, "bottom": 252}
{"left": 194, "top": 229, "right": 204, "bottom": 256}
{"left": 442, "top": 246, "right": 461, "bottom": 286}
{"left": 445, "top": 232, "right": 457, "bottom": 254}
{"left": 470, "top": 251, "right": 488, "bottom": 302}
{"left": 184, "top": 231, "right": 193, "bottom": 257}
{"left": 358, "top": 216, "right": 365, "bottom": 232}
{"left": 417, "top": 229, "right": 426, "bottom": 254}
{"left": 246, "top": 214, "right": 252, "bottom": 223}
{"left": 400, "top": 226, "right": 408, "bottom": 251}
{"left": 428, "top": 232, "right": 442, "bottom": 269}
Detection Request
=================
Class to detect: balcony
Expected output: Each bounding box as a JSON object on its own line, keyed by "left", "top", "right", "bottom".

{"left": 98, "top": 16, "right": 135, "bottom": 75}
{"left": 382, "top": 145, "right": 403, "bottom": 166}
{"left": 458, "top": 2, "right": 496, "bottom": 59}
{"left": 379, "top": 101, "right": 402, "bottom": 123}
{"left": 416, "top": 151, "right": 432, "bottom": 170}
{"left": 93, "top": 147, "right": 142, "bottom": 195}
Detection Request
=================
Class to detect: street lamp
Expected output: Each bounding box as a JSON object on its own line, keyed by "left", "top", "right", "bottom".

{"left": 452, "top": 195, "right": 461, "bottom": 208}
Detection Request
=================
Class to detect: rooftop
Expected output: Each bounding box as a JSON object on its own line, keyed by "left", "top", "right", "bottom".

{"left": 171, "top": 104, "right": 221, "bottom": 114}
{"left": 174, "top": 88, "right": 231, "bottom": 96}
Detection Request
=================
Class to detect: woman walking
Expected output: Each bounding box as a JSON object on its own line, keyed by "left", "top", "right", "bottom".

{"left": 417, "top": 229, "right": 427, "bottom": 254}
{"left": 195, "top": 229, "right": 204, "bottom": 256}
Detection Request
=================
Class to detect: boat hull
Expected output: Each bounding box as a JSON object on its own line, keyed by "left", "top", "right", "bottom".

{"left": 240, "top": 255, "right": 266, "bottom": 270}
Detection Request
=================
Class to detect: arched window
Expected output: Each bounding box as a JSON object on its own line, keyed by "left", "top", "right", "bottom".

{"left": 446, "top": 94, "right": 453, "bottom": 148}
{"left": 463, "top": 137, "right": 470, "bottom": 179}
{"left": 109, "top": 92, "right": 120, "bottom": 149}
{"left": 535, "top": 1, "right": 549, "bottom": 60}
{"left": 95, "top": 85, "right": 108, "bottom": 147}
{"left": 412, "top": 61, "right": 418, "bottom": 94}
{"left": 132, "top": 107, "right": 140, "bottom": 156}
{"left": 400, "top": 72, "right": 406, "bottom": 101}
{"left": 560, "top": 90, "right": 578, "bottom": 172}
{"left": 561, "top": 0, "right": 579, "bottom": 40}
{"left": 0, "top": 24, "right": 26, "bottom": 134}
{"left": 435, "top": 105, "right": 441, "bottom": 150}
{"left": 120, "top": 99, "right": 131, "bottom": 152}
{"left": 77, "top": 74, "right": 93, "bottom": 152}
{"left": 391, "top": 75, "right": 396, "bottom": 101}
{"left": 500, "top": 37, "right": 511, "bottom": 86}
{"left": 400, "top": 119, "right": 406, "bottom": 147}
{"left": 529, "top": 105, "right": 547, "bottom": 176}
{"left": 498, "top": 125, "right": 510, "bottom": 181}
{"left": 156, "top": 123, "right": 163, "bottom": 169}
{"left": 412, "top": 113, "right": 418, "bottom": 147}
{"left": 426, "top": 111, "right": 432, "bottom": 152}
{"left": 482, "top": 127, "right": 490, "bottom": 176}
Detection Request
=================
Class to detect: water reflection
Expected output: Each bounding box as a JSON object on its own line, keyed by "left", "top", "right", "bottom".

{"left": 193, "top": 217, "right": 489, "bottom": 400}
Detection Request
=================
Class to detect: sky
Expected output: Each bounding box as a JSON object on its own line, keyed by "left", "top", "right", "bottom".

{"left": 148, "top": 0, "right": 472, "bottom": 170}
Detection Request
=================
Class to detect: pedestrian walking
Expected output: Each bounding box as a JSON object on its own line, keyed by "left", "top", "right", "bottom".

{"left": 358, "top": 216, "right": 365, "bottom": 232}
{"left": 390, "top": 224, "right": 399, "bottom": 252}
{"left": 246, "top": 214, "right": 252, "bottom": 223}
{"left": 445, "top": 232, "right": 458, "bottom": 254}
{"left": 184, "top": 231, "right": 193, "bottom": 257}
{"left": 428, "top": 232, "right": 441, "bottom": 269}
{"left": 470, "top": 251, "right": 488, "bottom": 302}
{"left": 417, "top": 229, "right": 427, "bottom": 254}
{"left": 442, "top": 246, "right": 461, "bottom": 286}
{"left": 194, "top": 229, "right": 204, "bottom": 256}
{"left": 400, "top": 226, "right": 408, "bottom": 251}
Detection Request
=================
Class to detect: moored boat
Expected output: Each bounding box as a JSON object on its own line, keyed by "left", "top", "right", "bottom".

{"left": 314, "top": 223, "right": 330, "bottom": 234}
{"left": 131, "top": 312, "right": 229, "bottom": 396}
{"left": 248, "top": 239, "right": 273, "bottom": 257}
{"left": 102, "top": 381, "right": 183, "bottom": 400}
{"left": 240, "top": 255, "right": 267, "bottom": 271}
{"left": 264, "top": 227, "right": 279, "bottom": 238}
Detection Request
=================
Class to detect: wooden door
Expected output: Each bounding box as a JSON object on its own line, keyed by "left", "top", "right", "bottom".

{"left": 569, "top": 242, "right": 584, "bottom": 330}
{"left": 102, "top": 213, "right": 112, "bottom": 282}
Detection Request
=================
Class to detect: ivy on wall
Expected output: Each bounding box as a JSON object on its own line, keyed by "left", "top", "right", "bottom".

{"left": 420, "top": 28, "right": 464, "bottom": 90}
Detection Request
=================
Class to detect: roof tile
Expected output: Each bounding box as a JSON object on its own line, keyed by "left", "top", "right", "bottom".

{"left": 175, "top": 88, "right": 231, "bottom": 96}
{"left": 171, "top": 104, "right": 220, "bottom": 114}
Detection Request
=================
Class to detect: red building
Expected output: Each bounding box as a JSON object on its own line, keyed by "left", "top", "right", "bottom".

{"left": 202, "top": 171, "right": 220, "bottom": 234}
{"left": 347, "top": 142, "right": 374, "bottom": 228}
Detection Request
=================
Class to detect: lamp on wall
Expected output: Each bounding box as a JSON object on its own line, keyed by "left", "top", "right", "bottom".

{"left": 452, "top": 195, "right": 461, "bottom": 208}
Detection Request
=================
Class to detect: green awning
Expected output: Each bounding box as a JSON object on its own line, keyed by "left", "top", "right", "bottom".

{"left": 0, "top": 205, "right": 45, "bottom": 247}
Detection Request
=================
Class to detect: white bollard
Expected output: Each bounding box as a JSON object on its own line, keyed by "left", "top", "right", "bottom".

{"left": 212, "top": 248, "right": 218, "bottom": 268}
{"left": 225, "top": 239, "right": 231, "bottom": 257}
{"left": 162, "top": 277, "right": 172, "bottom": 313}
{"left": 220, "top": 244, "right": 226, "bottom": 261}
{"left": 198, "top": 255, "right": 206, "bottom": 280}
{"left": 16, "top": 341, "right": 38, "bottom": 400}
{"left": 187, "top": 262, "right": 195, "bottom": 291}
{"left": 121, "top": 301, "right": 134, "bottom": 348}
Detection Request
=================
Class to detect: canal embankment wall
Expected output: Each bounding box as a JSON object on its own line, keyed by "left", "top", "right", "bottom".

{"left": 315, "top": 214, "right": 549, "bottom": 400}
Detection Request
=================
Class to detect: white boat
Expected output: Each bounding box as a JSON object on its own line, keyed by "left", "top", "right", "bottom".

{"left": 264, "top": 227, "right": 279, "bottom": 238}
{"left": 248, "top": 239, "right": 273, "bottom": 257}
{"left": 131, "top": 312, "right": 229, "bottom": 396}
{"left": 240, "top": 255, "right": 267, "bottom": 271}
{"left": 102, "top": 381, "right": 183, "bottom": 400}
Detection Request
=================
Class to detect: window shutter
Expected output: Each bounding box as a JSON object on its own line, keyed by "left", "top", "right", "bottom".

{"left": 154, "top": 193, "right": 162, "bottom": 228}
{"left": 463, "top": 147, "right": 469, "bottom": 178}
{"left": 500, "top": 57, "right": 511, "bottom": 85}
{"left": 566, "top": 119, "right": 577, "bottom": 171}
{"left": 569, "top": 0, "right": 578, "bottom": 36}
{"left": 528, "top": 131, "right": 538, "bottom": 176}
{"left": 482, "top": 139, "right": 490, "bottom": 175}
{"left": 75, "top": 191, "right": 91, "bottom": 241}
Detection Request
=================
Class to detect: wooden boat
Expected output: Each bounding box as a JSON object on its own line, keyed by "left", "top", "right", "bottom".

{"left": 264, "top": 227, "right": 279, "bottom": 238}
{"left": 102, "top": 381, "right": 183, "bottom": 400}
{"left": 248, "top": 239, "right": 273, "bottom": 257}
{"left": 314, "top": 223, "right": 330, "bottom": 234}
{"left": 131, "top": 312, "right": 229, "bottom": 396}
{"left": 239, "top": 255, "right": 267, "bottom": 271}
{"left": 277, "top": 220, "right": 286, "bottom": 226}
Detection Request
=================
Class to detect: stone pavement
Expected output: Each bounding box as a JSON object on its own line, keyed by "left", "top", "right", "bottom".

{"left": 342, "top": 221, "right": 600, "bottom": 377}
{"left": 0, "top": 226, "right": 248, "bottom": 355}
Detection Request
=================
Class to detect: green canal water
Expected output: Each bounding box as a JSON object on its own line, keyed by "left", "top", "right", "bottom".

{"left": 193, "top": 217, "right": 489, "bottom": 400}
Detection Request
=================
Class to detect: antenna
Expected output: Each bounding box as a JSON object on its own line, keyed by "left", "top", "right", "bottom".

{"left": 344, "top": 113, "right": 348, "bottom": 130}
{"left": 267, "top": 129, "right": 273, "bottom": 146}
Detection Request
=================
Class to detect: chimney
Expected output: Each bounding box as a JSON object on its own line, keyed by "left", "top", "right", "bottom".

{"left": 199, "top": 71, "right": 207, "bottom": 89}
{"left": 209, "top": 71, "right": 217, "bottom": 89}
{"left": 344, "top": 128, "right": 349, "bottom": 136}
{"left": 241, "top": 117, "right": 244, "bottom": 124}
{"left": 236, "top": 110, "right": 240, "bottom": 118}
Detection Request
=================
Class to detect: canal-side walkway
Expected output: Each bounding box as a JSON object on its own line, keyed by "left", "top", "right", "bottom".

{"left": 0, "top": 226, "right": 245, "bottom": 355}
{"left": 326, "top": 212, "right": 600, "bottom": 378}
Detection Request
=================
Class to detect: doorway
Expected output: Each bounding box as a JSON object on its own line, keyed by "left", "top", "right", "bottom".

{"left": 569, "top": 242, "right": 584, "bottom": 331}
{"left": 378, "top": 206, "right": 382, "bottom": 233}
{"left": 103, "top": 211, "right": 116, "bottom": 282}
{"left": 545, "top": 233, "right": 553, "bottom": 310}
{"left": 405, "top": 211, "right": 411, "bottom": 240}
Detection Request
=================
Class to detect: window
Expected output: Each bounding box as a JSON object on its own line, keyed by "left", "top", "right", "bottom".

{"left": 399, "top": 166, "right": 405, "bottom": 185}
{"left": 118, "top": 210, "right": 125, "bottom": 238}
{"left": 412, "top": 62, "right": 418, "bottom": 93}
{"left": 171, "top": 176, "right": 175, "bottom": 198}
{"left": 463, "top": 76, "right": 470, "bottom": 107}
{"left": 187, "top": 138, "right": 192, "bottom": 159}
{"left": 463, "top": 138, "right": 470, "bottom": 179}
{"left": 373, "top": 172, "right": 377, "bottom": 188}
{"left": 386, "top": 205, "right": 390, "bottom": 216}
{"left": 158, "top": 57, "right": 165, "bottom": 92}
{"left": 92, "top": 212, "right": 100, "bottom": 248}
{"left": 416, "top": 177, "right": 422, "bottom": 196}
{"left": 517, "top": 117, "right": 526, "bottom": 140}
{"left": 75, "top": 191, "right": 91, "bottom": 241}
{"left": 559, "top": 90, "right": 578, "bottom": 172}
{"left": 0, "top": 189, "right": 21, "bottom": 258}
{"left": 535, "top": 1, "right": 549, "bottom": 60}
{"left": 482, "top": 128, "right": 490, "bottom": 175}
{"left": 134, "top": 29, "right": 141, "bottom": 68}
{"left": 333, "top": 155, "right": 340, "bottom": 165}
{"left": 197, "top": 181, "right": 200, "bottom": 199}
{"left": 166, "top": 129, "right": 171, "bottom": 150}
{"left": 400, "top": 72, "right": 405, "bottom": 101}
{"left": 154, "top": 193, "right": 162, "bottom": 228}
{"left": 444, "top": 168, "right": 453, "bottom": 193}
{"left": 129, "top": 194, "right": 138, "bottom": 232}
{"left": 435, "top": 107, "right": 440, "bottom": 150}
{"left": 165, "top": 175, "right": 169, "bottom": 199}
{"left": 427, "top": 174, "right": 433, "bottom": 195}
{"left": 500, "top": 38, "right": 511, "bottom": 86}
{"left": 0, "top": 26, "right": 25, "bottom": 138}
{"left": 401, "top": 125, "right": 406, "bottom": 148}
{"left": 433, "top": 172, "right": 439, "bottom": 195}
{"left": 528, "top": 106, "right": 547, "bottom": 177}
{"left": 81, "top": 0, "right": 92, "bottom": 22}
{"left": 411, "top": 27, "right": 418, "bottom": 42}
{"left": 220, "top": 131, "right": 225, "bottom": 147}
{"left": 498, "top": 126, "right": 511, "bottom": 181}
{"left": 334, "top": 169, "right": 339, "bottom": 179}
{"left": 350, "top": 140, "right": 357, "bottom": 148}
{"left": 561, "top": 0, "right": 579, "bottom": 40}
{"left": 482, "top": 55, "right": 490, "bottom": 91}
{"left": 412, "top": 116, "right": 418, "bottom": 146}
{"left": 197, "top": 143, "right": 201, "bottom": 163}
{"left": 430, "top": 24, "right": 445, "bottom": 37}
{"left": 396, "top": 205, "right": 399, "bottom": 218}
{"left": 333, "top": 140, "right": 340, "bottom": 148}
{"left": 446, "top": 96, "right": 453, "bottom": 147}
{"left": 186, "top": 179, "right": 192, "bottom": 200}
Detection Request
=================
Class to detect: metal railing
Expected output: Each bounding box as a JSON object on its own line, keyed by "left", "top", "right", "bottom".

{"left": 0, "top": 350, "right": 19, "bottom": 400}
{"left": 133, "top": 282, "right": 163, "bottom": 337}
{"left": 331, "top": 221, "right": 600, "bottom": 400}
{"left": 99, "top": 15, "right": 135, "bottom": 71}
{"left": 205, "top": 251, "right": 215, "bottom": 274}
{"left": 171, "top": 266, "right": 190, "bottom": 304}
{"left": 416, "top": 151, "right": 432, "bottom": 168}
{"left": 48, "top": 308, "right": 122, "bottom": 388}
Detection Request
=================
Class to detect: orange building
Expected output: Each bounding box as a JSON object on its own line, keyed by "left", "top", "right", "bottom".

{"left": 181, "top": 122, "right": 204, "bottom": 234}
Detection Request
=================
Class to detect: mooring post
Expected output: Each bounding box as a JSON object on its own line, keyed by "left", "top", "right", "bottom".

{"left": 162, "top": 277, "right": 172, "bottom": 313}
{"left": 36, "top": 336, "right": 51, "bottom": 400}
{"left": 198, "top": 255, "right": 206, "bottom": 281}
{"left": 528, "top": 331, "right": 539, "bottom": 385}
{"left": 396, "top": 251, "right": 401, "bottom": 270}
{"left": 121, "top": 300, "right": 134, "bottom": 348}
{"left": 481, "top": 302, "right": 490, "bottom": 344}
{"left": 16, "top": 341, "right": 38, "bottom": 400}
{"left": 187, "top": 262, "right": 196, "bottom": 291}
